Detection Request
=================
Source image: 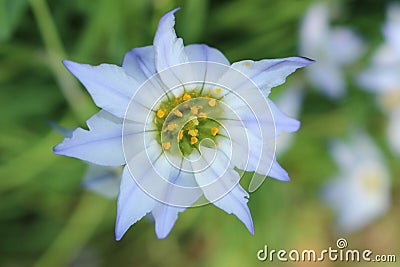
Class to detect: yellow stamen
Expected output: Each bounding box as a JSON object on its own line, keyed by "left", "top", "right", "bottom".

{"left": 189, "top": 117, "right": 199, "bottom": 126}
{"left": 245, "top": 61, "right": 251, "bottom": 66}
{"left": 167, "top": 123, "right": 176, "bottom": 131}
{"left": 162, "top": 142, "right": 171, "bottom": 150}
{"left": 183, "top": 93, "right": 191, "bottom": 101}
{"left": 215, "top": 87, "right": 221, "bottom": 93}
{"left": 178, "top": 130, "right": 183, "bottom": 141}
{"left": 208, "top": 98, "right": 216, "bottom": 107}
{"left": 172, "top": 109, "right": 183, "bottom": 117}
{"left": 215, "top": 141, "right": 219, "bottom": 146}
{"left": 190, "top": 136, "right": 198, "bottom": 145}
{"left": 157, "top": 109, "right": 165, "bottom": 118}
{"left": 188, "top": 129, "right": 198, "bottom": 137}
{"left": 198, "top": 112, "right": 207, "bottom": 119}
{"left": 191, "top": 106, "right": 199, "bottom": 115}
{"left": 211, "top": 127, "right": 219, "bottom": 136}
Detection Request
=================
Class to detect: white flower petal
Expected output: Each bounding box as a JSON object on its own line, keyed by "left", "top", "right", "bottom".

{"left": 153, "top": 8, "right": 188, "bottom": 72}
{"left": 152, "top": 204, "right": 186, "bottom": 239}
{"left": 191, "top": 147, "right": 253, "bottom": 234}
{"left": 53, "top": 110, "right": 124, "bottom": 166}
{"left": 212, "top": 177, "right": 254, "bottom": 235}
{"left": 268, "top": 99, "right": 300, "bottom": 134}
{"left": 273, "top": 87, "right": 304, "bottom": 155}
{"left": 82, "top": 164, "right": 120, "bottom": 198}
{"left": 221, "top": 123, "right": 264, "bottom": 173}
{"left": 115, "top": 166, "right": 157, "bottom": 240}
{"left": 122, "top": 45, "right": 156, "bottom": 81}
{"left": 268, "top": 159, "right": 290, "bottom": 182}
{"left": 231, "top": 57, "right": 313, "bottom": 95}
{"left": 152, "top": 169, "right": 202, "bottom": 239}
{"left": 63, "top": 60, "right": 142, "bottom": 118}
{"left": 184, "top": 44, "right": 230, "bottom": 65}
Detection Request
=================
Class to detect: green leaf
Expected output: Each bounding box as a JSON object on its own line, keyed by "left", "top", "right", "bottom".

{"left": 0, "top": 0, "right": 28, "bottom": 41}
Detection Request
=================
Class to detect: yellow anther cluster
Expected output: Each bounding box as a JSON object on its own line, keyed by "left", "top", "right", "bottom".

{"left": 190, "top": 136, "right": 198, "bottom": 145}
{"left": 162, "top": 142, "right": 171, "bottom": 150}
{"left": 188, "top": 129, "right": 198, "bottom": 137}
{"left": 154, "top": 90, "right": 223, "bottom": 156}
{"left": 157, "top": 109, "right": 165, "bottom": 118}
{"left": 211, "top": 127, "right": 219, "bottom": 136}
{"left": 178, "top": 130, "right": 184, "bottom": 141}
{"left": 192, "top": 118, "right": 199, "bottom": 126}
{"left": 198, "top": 112, "right": 207, "bottom": 119}
{"left": 208, "top": 99, "right": 216, "bottom": 107}
{"left": 191, "top": 106, "right": 199, "bottom": 114}
{"left": 173, "top": 109, "right": 183, "bottom": 117}
{"left": 167, "top": 123, "right": 176, "bottom": 131}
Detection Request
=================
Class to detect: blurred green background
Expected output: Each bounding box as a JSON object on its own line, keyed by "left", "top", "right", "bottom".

{"left": 1, "top": 0, "right": 399, "bottom": 266}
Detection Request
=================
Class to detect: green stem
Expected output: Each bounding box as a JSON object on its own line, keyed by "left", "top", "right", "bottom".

{"left": 33, "top": 192, "right": 112, "bottom": 267}
{"left": 29, "top": 0, "right": 96, "bottom": 122}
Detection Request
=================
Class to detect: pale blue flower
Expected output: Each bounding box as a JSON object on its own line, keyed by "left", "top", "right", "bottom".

{"left": 357, "top": 3, "right": 400, "bottom": 155}
{"left": 300, "top": 2, "right": 365, "bottom": 99}
{"left": 54, "top": 8, "right": 312, "bottom": 239}
{"left": 323, "top": 132, "right": 391, "bottom": 233}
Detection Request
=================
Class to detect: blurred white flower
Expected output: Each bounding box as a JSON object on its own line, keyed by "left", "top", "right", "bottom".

{"left": 387, "top": 108, "right": 400, "bottom": 155}
{"left": 357, "top": 3, "right": 400, "bottom": 155}
{"left": 323, "top": 132, "right": 391, "bottom": 233}
{"left": 300, "top": 2, "right": 365, "bottom": 99}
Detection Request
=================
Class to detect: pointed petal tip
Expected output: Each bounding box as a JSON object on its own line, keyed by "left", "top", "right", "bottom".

{"left": 303, "top": 56, "right": 316, "bottom": 63}
{"left": 114, "top": 226, "right": 125, "bottom": 241}
{"left": 171, "top": 7, "right": 181, "bottom": 13}
{"left": 62, "top": 60, "right": 82, "bottom": 74}
{"left": 249, "top": 225, "right": 255, "bottom": 235}
{"left": 155, "top": 232, "right": 169, "bottom": 239}
{"left": 114, "top": 234, "right": 122, "bottom": 241}
{"left": 160, "top": 7, "right": 181, "bottom": 23}
{"left": 52, "top": 144, "right": 60, "bottom": 154}
{"left": 289, "top": 119, "right": 301, "bottom": 133}
{"left": 247, "top": 219, "right": 255, "bottom": 235}
{"left": 297, "top": 56, "right": 315, "bottom": 66}
{"left": 155, "top": 223, "right": 172, "bottom": 239}
{"left": 62, "top": 59, "right": 75, "bottom": 69}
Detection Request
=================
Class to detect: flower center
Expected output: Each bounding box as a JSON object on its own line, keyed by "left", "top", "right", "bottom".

{"left": 153, "top": 88, "right": 224, "bottom": 156}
